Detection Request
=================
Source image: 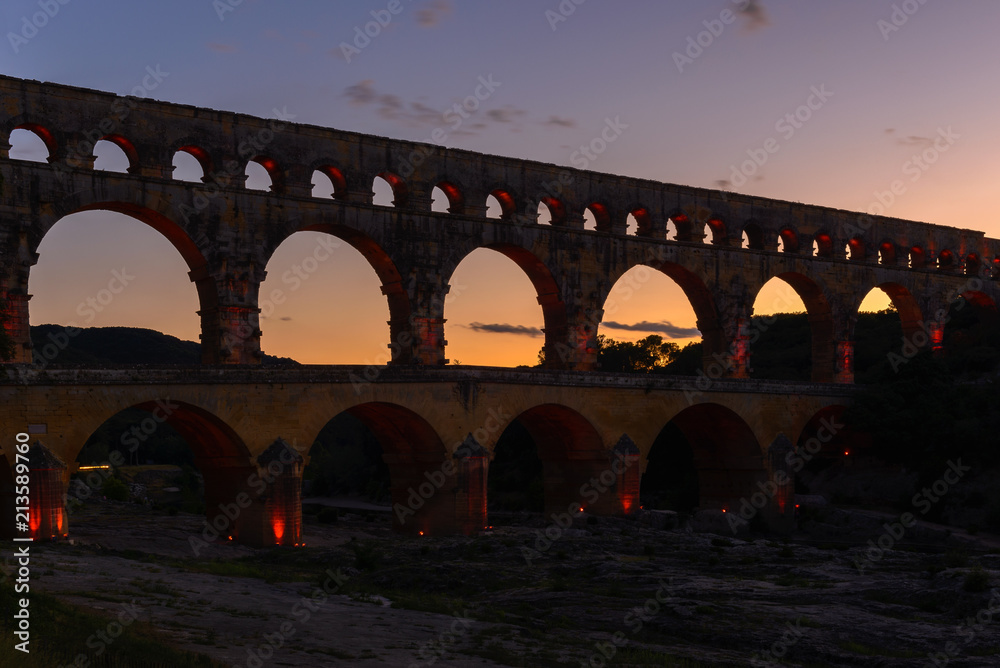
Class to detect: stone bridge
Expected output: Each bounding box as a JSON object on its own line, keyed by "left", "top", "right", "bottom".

{"left": 0, "top": 75, "right": 996, "bottom": 545}
{"left": 1, "top": 367, "right": 850, "bottom": 545}
{"left": 1, "top": 75, "right": 998, "bottom": 380}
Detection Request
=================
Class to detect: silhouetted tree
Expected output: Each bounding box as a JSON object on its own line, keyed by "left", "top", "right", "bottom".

{"left": 537, "top": 334, "right": 681, "bottom": 372}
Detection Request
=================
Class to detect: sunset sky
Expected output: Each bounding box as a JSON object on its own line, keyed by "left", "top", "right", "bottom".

{"left": 5, "top": 0, "right": 1000, "bottom": 365}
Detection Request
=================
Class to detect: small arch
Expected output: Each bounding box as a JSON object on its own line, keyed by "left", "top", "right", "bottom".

{"left": 584, "top": 203, "right": 609, "bottom": 232}
{"left": 965, "top": 253, "right": 981, "bottom": 277}
{"left": 909, "top": 246, "right": 926, "bottom": 269}
{"left": 431, "top": 181, "right": 464, "bottom": 214}
{"left": 245, "top": 156, "right": 282, "bottom": 192}
{"left": 845, "top": 237, "right": 865, "bottom": 262}
{"left": 669, "top": 213, "right": 691, "bottom": 241}
{"left": 538, "top": 197, "right": 565, "bottom": 226}
{"left": 743, "top": 222, "right": 765, "bottom": 250}
{"left": 878, "top": 241, "right": 896, "bottom": 266}
{"left": 487, "top": 189, "right": 515, "bottom": 220}
{"left": 626, "top": 213, "right": 639, "bottom": 236}
{"left": 937, "top": 249, "right": 955, "bottom": 271}
{"left": 93, "top": 137, "right": 136, "bottom": 173}
{"left": 779, "top": 227, "right": 799, "bottom": 254}
{"left": 311, "top": 166, "right": 346, "bottom": 200}
{"left": 812, "top": 232, "right": 833, "bottom": 258}
{"left": 172, "top": 151, "right": 206, "bottom": 183}
{"left": 8, "top": 125, "right": 54, "bottom": 162}
{"left": 704, "top": 219, "right": 726, "bottom": 245}
{"left": 374, "top": 172, "right": 406, "bottom": 207}
{"left": 630, "top": 207, "right": 651, "bottom": 236}
{"left": 172, "top": 145, "right": 212, "bottom": 183}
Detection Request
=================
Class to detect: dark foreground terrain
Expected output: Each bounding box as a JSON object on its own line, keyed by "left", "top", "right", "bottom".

{"left": 3, "top": 501, "right": 999, "bottom": 668}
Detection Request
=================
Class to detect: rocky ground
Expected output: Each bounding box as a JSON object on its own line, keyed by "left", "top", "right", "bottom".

{"left": 8, "top": 500, "right": 1000, "bottom": 667}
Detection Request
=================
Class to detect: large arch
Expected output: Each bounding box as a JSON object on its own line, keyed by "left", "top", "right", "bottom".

{"left": 752, "top": 272, "right": 834, "bottom": 382}
{"left": 312, "top": 402, "right": 450, "bottom": 535}
{"left": 23, "top": 201, "right": 216, "bottom": 363}
{"left": 599, "top": 261, "right": 717, "bottom": 371}
{"left": 643, "top": 404, "right": 764, "bottom": 511}
{"left": 793, "top": 405, "right": 868, "bottom": 497}
{"left": 943, "top": 289, "right": 1000, "bottom": 367}
{"left": 499, "top": 404, "right": 617, "bottom": 518}
{"left": 852, "top": 283, "right": 922, "bottom": 381}
{"left": 276, "top": 223, "right": 410, "bottom": 363}
{"left": 444, "top": 243, "right": 563, "bottom": 368}
{"left": 51, "top": 399, "right": 273, "bottom": 545}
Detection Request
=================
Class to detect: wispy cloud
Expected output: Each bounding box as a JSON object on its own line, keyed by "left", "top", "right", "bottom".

{"left": 464, "top": 322, "right": 543, "bottom": 336}
{"left": 885, "top": 128, "right": 936, "bottom": 148}
{"left": 208, "top": 42, "right": 238, "bottom": 53}
{"left": 603, "top": 321, "right": 701, "bottom": 338}
{"left": 342, "top": 80, "right": 546, "bottom": 138}
{"left": 486, "top": 107, "right": 527, "bottom": 124}
{"left": 544, "top": 116, "right": 577, "bottom": 128}
{"left": 415, "top": 0, "right": 452, "bottom": 27}
{"left": 343, "top": 80, "right": 440, "bottom": 127}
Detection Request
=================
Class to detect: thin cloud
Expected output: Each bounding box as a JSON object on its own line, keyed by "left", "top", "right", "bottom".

{"left": 345, "top": 80, "right": 378, "bottom": 105}
{"left": 415, "top": 0, "right": 452, "bottom": 27}
{"left": 896, "top": 135, "right": 934, "bottom": 148}
{"left": 343, "top": 80, "right": 440, "bottom": 127}
{"left": 208, "top": 42, "right": 238, "bottom": 53}
{"left": 885, "top": 128, "right": 936, "bottom": 148}
{"left": 343, "top": 80, "right": 538, "bottom": 136}
{"left": 603, "top": 321, "right": 701, "bottom": 339}
{"left": 486, "top": 107, "right": 528, "bottom": 123}
{"left": 464, "top": 322, "right": 543, "bottom": 336}
{"left": 737, "top": 0, "right": 770, "bottom": 31}
{"left": 544, "top": 116, "right": 577, "bottom": 128}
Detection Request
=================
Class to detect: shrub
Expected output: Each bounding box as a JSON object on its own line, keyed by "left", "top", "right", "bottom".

{"left": 101, "top": 476, "right": 129, "bottom": 502}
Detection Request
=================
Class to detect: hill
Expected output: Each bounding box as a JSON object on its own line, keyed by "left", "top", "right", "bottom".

{"left": 30, "top": 324, "right": 299, "bottom": 366}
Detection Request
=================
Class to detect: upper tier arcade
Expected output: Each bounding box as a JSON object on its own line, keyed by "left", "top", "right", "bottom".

{"left": 1, "top": 74, "right": 997, "bottom": 381}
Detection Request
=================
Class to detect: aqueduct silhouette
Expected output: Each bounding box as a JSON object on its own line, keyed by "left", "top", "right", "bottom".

{"left": 1, "top": 75, "right": 997, "bottom": 545}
